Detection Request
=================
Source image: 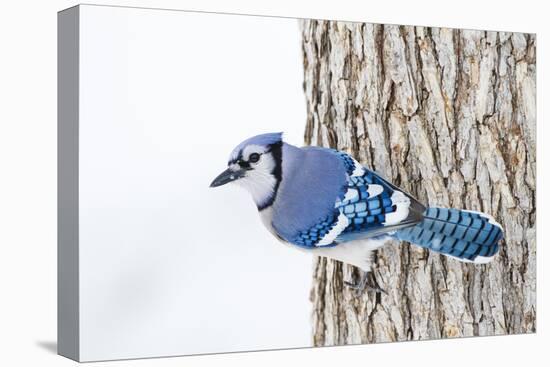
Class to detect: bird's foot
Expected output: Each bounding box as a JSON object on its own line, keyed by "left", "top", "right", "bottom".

{"left": 344, "top": 271, "right": 386, "bottom": 296}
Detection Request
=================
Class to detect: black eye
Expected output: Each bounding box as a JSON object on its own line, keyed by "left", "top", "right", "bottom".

{"left": 249, "top": 153, "right": 261, "bottom": 163}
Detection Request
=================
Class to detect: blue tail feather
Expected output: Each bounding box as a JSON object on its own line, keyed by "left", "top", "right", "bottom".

{"left": 393, "top": 207, "right": 503, "bottom": 263}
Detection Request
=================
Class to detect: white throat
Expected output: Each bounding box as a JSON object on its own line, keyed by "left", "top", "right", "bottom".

{"left": 235, "top": 172, "right": 277, "bottom": 208}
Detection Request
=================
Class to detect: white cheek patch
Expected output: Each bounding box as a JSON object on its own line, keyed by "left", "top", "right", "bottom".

{"left": 383, "top": 191, "right": 411, "bottom": 226}
{"left": 232, "top": 152, "right": 278, "bottom": 208}
{"left": 316, "top": 212, "right": 349, "bottom": 247}
{"left": 254, "top": 152, "right": 276, "bottom": 173}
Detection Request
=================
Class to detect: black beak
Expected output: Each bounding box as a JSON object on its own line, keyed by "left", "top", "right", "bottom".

{"left": 209, "top": 167, "right": 246, "bottom": 188}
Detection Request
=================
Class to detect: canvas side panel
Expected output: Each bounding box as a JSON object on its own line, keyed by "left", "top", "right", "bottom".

{"left": 57, "top": 5, "right": 80, "bottom": 361}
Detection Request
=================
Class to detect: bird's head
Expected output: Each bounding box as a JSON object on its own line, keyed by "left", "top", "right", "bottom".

{"left": 210, "top": 132, "right": 283, "bottom": 210}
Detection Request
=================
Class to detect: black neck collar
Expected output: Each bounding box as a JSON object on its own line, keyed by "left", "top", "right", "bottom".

{"left": 258, "top": 142, "right": 283, "bottom": 211}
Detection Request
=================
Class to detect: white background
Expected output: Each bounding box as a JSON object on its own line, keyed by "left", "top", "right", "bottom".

{"left": 0, "top": 0, "right": 547, "bottom": 366}
{"left": 78, "top": 5, "right": 310, "bottom": 360}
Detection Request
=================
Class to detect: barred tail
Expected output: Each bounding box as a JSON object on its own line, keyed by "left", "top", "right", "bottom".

{"left": 393, "top": 207, "right": 503, "bottom": 263}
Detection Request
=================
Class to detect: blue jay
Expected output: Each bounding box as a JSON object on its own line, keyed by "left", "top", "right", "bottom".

{"left": 210, "top": 132, "right": 503, "bottom": 292}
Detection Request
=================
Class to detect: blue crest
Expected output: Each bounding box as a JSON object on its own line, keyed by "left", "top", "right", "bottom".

{"left": 228, "top": 132, "right": 283, "bottom": 163}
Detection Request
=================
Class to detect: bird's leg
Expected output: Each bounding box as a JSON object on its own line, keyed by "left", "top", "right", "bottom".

{"left": 344, "top": 271, "right": 386, "bottom": 295}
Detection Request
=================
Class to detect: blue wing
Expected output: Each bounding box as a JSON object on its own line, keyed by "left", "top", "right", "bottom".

{"left": 335, "top": 170, "right": 424, "bottom": 242}
{"left": 289, "top": 150, "right": 424, "bottom": 248}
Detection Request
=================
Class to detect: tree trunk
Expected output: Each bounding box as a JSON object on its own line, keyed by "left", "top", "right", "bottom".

{"left": 300, "top": 20, "right": 536, "bottom": 346}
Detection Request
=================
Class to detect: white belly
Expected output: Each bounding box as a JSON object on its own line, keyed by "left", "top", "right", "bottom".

{"left": 312, "top": 237, "right": 390, "bottom": 272}
{"left": 259, "top": 208, "right": 389, "bottom": 272}
{"left": 259, "top": 207, "right": 278, "bottom": 237}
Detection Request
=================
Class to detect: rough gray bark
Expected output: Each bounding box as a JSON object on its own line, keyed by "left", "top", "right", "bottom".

{"left": 300, "top": 20, "right": 536, "bottom": 346}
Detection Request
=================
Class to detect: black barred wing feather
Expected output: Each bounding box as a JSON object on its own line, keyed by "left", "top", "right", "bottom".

{"left": 335, "top": 170, "right": 425, "bottom": 242}
{"left": 292, "top": 214, "right": 340, "bottom": 248}
{"left": 289, "top": 149, "right": 425, "bottom": 248}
